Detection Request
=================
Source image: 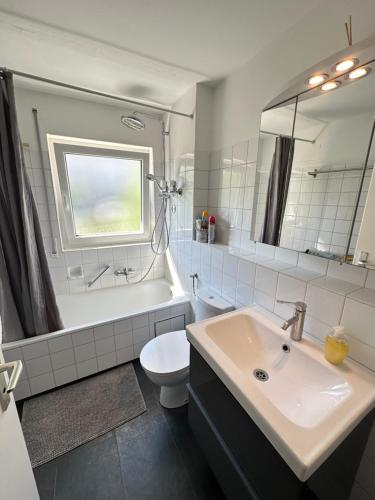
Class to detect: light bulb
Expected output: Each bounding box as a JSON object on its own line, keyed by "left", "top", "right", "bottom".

{"left": 321, "top": 81, "right": 340, "bottom": 91}
{"left": 348, "top": 67, "right": 369, "bottom": 79}
{"left": 307, "top": 74, "right": 329, "bottom": 86}
{"left": 335, "top": 58, "right": 357, "bottom": 72}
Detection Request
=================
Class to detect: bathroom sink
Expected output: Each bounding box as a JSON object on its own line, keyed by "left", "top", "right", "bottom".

{"left": 187, "top": 307, "right": 375, "bottom": 481}
{"left": 205, "top": 313, "right": 351, "bottom": 428}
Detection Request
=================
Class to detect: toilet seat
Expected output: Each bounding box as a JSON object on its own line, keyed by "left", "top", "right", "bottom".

{"left": 140, "top": 330, "right": 189, "bottom": 376}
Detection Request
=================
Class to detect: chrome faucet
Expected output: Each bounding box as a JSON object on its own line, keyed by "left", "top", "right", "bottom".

{"left": 277, "top": 300, "right": 307, "bottom": 342}
{"left": 114, "top": 267, "right": 136, "bottom": 277}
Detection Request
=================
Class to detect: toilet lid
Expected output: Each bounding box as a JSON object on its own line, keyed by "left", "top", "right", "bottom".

{"left": 140, "top": 330, "right": 189, "bottom": 374}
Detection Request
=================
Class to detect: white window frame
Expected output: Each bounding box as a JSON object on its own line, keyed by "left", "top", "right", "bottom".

{"left": 47, "top": 134, "right": 154, "bottom": 251}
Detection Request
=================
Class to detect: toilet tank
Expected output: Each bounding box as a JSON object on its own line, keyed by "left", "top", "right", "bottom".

{"left": 192, "top": 288, "right": 234, "bottom": 321}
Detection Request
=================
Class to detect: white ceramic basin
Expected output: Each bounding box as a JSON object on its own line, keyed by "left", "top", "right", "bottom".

{"left": 187, "top": 307, "right": 375, "bottom": 481}
{"left": 205, "top": 313, "right": 351, "bottom": 428}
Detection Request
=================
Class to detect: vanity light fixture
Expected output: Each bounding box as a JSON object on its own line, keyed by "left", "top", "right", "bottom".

{"left": 348, "top": 67, "right": 371, "bottom": 79}
{"left": 321, "top": 80, "right": 341, "bottom": 91}
{"left": 335, "top": 58, "right": 358, "bottom": 72}
{"left": 306, "top": 74, "right": 329, "bottom": 86}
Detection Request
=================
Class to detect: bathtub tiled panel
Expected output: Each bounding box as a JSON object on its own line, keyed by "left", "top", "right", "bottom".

{"left": 3, "top": 302, "right": 191, "bottom": 401}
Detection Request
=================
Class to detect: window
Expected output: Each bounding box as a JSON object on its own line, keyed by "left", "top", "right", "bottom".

{"left": 47, "top": 135, "right": 154, "bottom": 250}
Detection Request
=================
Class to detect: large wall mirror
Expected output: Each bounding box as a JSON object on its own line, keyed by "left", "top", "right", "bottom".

{"left": 253, "top": 60, "right": 375, "bottom": 267}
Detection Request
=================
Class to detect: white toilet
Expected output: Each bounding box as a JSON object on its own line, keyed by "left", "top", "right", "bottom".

{"left": 140, "top": 288, "right": 234, "bottom": 408}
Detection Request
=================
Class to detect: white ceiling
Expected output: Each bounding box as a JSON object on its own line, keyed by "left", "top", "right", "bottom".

{"left": 0, "top": 1, "right": 322, "bottom": 105}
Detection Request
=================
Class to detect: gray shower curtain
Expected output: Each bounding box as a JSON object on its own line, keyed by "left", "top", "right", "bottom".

{"left": 0, "top": 70, "right": 63, "bottom": 343}
{"left": 260, "top": 136, "right": 295, "bottom": 246}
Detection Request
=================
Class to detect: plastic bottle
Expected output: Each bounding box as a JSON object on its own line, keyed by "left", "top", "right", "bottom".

{"left": 201, "top": 210, "right": 209, "bottom": 229}
{"left": 324, "top": 326, "right": 349, "bottom": 365}
{"left": 208, "top": 215, "right": 216, "bottom": 244}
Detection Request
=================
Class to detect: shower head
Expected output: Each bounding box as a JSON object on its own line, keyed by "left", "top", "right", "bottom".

{"left": 121, "top": 114, "right": 146, "bottom": 131}
{"left": 145, "top": 173, "right": 164, "bottom": 192}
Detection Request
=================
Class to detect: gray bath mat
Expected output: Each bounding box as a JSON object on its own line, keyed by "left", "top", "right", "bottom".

{"left": 21, "top": 363, "right": 146, "bottom": 467}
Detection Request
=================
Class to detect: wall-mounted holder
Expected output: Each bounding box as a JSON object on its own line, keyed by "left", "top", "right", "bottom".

{"left": 67, "top": 265, "right": 84, "bottom": 280}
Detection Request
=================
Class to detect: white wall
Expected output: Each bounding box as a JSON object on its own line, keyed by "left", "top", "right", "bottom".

{"left": 211, "top": 0, "right": 375, "bottom": 151}
{"left": 15, "top": 87, "right": 165, "bottom": 296}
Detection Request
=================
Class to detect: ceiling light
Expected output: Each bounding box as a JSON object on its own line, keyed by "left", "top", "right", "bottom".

{"left": 321, "top": 81, "right": 341, "bottom": 91}
{"left": 335, "top": 58, "right": 358, "bottom": 72}
{"left": 348, "top": 67, "right": 370, "bottom": 79}
{"left": 307, "top": 74, "right": 329, "bottom": 86}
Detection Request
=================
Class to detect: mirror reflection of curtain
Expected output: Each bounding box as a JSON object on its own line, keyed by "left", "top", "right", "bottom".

{"left": 0, "top": 71, "right": 63, "bottom": 342}
{"left": 260, "top": 136, "right": 295, "bottom": 246}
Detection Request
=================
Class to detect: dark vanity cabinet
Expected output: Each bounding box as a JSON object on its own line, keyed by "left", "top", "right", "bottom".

{"left": 188, "top": 346, "right": 374, "bottom": 500}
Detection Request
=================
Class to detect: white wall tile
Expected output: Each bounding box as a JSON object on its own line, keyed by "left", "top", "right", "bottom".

{"left": 54, "top": 365, "right": 77, "bottom": 386}
{"left": 305, "top": 284, "right": 344, "bottom": 326}
{"left": 255, "top": 266, "right": 278, "bottom": 296}
{"left": 95, "top": 337, "right": 116, "bottom": 356}
{"left": 237, "top": 258, "right": 256, "bottom": 286}
{"left": 22, "top": 341, "right": 49, "bottom": 360}
{"left": 133, "top": 326, "right": 151, "bottom": 343}
{"left": 50, "top": 349, "right": 75, "bottom": 370}
{"left": 48, "top": 334, "right": 73, "bottom": 353}
{"left": 171, "top": 315, "right": 185, "bottom": 331}
{"left": 3, "top": 347, "right": 24, "bottom": 362}
{"left": 77, "top": 358, "right": 98, "bottom": 378}
{"left": 327, "top": 261, "right": 367, "bottom": 286}
{"left": 74, "top": 342, "right": 96, "bottom": 362}
{"left": 304, "top": 315, "right": 332, "bottom": 342}
{"left": 341, "top": 298, "right": 375, "bottom": 349}
{"left": 93, "top": 323, "right": 114, "bottom": 340}
{"left": 274, "top": 247, "right": 298, "bottom": 266}
{"left": 29, "top": 372, "right": 55, "bottom": 395}
{"left": 117, "top": 346, "right": 134, "bottom": 364}
{"left": 211, "top": 247, "right": 224, "bottom": 269}
{"left": 114, "top": 331, "right": 133, "bottom": 349}
{"left": 114, "top": 318, "right": 132, "bottom": 334}
{"left": 297, "top": 253, "right": 328, "bottom": 275}
{"left": 25, "top": 355, "right": 52, "bottom": 378}
{"left": 155, "top": 319, "right": 172, "bottom": 336}
{"left": 236, "top": 283, "right": 254, "bottom": 306}
{"left": 132, "top": 314, "right": 149, "bottom": 330}
{"left": 255, "top": 243, "right": 275, "bottom": 259}
{"left": 254, "top": 290, "right": 275, "bottom": 312}
{"left": 222, "top": 275, "right": 237, "bottom": 302}
{"left": 97, "top": 352, "right": 117, "bottom": 371}
{"left": 223, "top": 254, "right": 238, "bottom": 278}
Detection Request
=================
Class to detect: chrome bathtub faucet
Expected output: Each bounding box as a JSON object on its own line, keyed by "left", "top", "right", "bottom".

{"left": 277, "top": 300, "right": 307, "bottom": 342}
{"left": 114, "top": 267, "right": 136, "bottom": 277}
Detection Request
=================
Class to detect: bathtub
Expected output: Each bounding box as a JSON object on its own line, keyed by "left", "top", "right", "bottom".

{"left": 58, "top": 279, "right": 179, "bottom": 328}
{"left": 2, "top": 278, "right": 190, "bottom": 401}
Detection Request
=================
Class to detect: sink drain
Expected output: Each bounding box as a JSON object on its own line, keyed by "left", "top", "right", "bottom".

{"left": 253, "top": 368, "right": 269, "bottom": 382}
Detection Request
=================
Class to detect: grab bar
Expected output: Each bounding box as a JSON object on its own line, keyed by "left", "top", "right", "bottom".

{"left": 87, "top": 265, "right": 110, "bottom": 288}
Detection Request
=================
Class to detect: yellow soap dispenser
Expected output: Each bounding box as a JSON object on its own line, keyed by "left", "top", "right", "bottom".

{"left": 324, "top": 326, "right": 349, "bottom": 365}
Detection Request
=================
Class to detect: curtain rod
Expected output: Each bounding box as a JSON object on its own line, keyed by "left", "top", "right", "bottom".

{"left": 260, "top": 130, "right": 315, "bottom": 144}
{"left": 308, "top": 166, "right": 374, "bottom": 177}
{"left": 0, "top": 67, "right": 194, "bottom": 119}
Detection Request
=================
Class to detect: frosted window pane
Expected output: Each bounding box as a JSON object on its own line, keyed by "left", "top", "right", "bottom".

{"left": 65, "top": 153, "right": 142, "bottom": 236}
